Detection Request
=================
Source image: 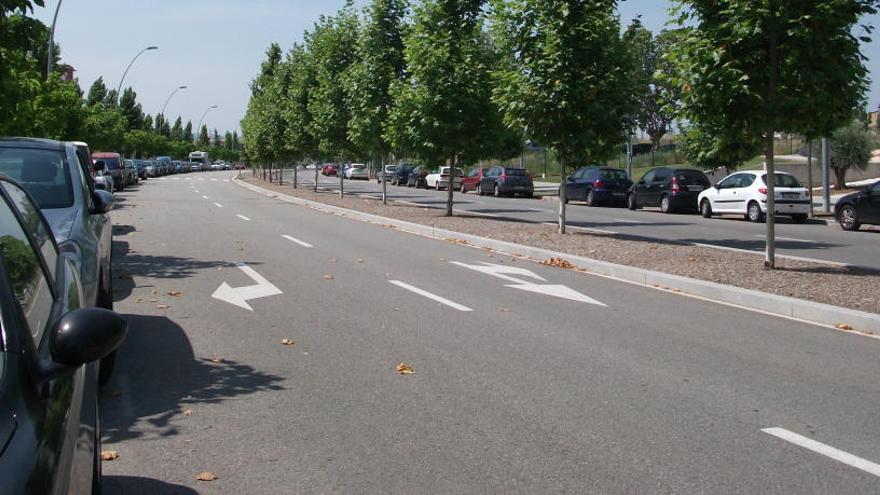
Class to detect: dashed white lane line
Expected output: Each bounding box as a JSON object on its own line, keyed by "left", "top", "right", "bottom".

{"left": 202, "top": 195, "right": 209, "bottom": 200}
{"left": 172, "top": 177, "right": 180, "bottom": 180}
{"left": 281, "top": 234, "right": 313, "bottom": 248}
{"left": 214, "top": 203, "right": 224, "bottom": 208}
{"left": 612, "top": 218, "right": 642, "bottom": 224}
{"left": 762, "top": 427, "right": 880, "bottom": 478}
{"left": 211, "top": 178, "right": 218, "bottom": 181}
{"left": 389, "top": 280, "right": 473, "bottom": 312}
{"left": 753, "top": 234, "right": 817, "bottom": 243}
{"left": 236, "top": 214, "right": 251, "bottom": 221}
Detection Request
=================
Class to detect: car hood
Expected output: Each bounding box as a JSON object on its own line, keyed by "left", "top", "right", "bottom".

{"left": 41, "top": 207, "right": 77, "bottom": 243}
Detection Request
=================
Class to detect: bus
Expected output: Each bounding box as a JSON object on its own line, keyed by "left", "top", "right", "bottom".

{"left": 189, "top": 151, "right": 210, "bottom": 171}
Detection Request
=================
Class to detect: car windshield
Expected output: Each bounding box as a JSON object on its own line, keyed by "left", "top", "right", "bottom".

{"left": 762, "top": 173, "right": 802, "bottom": 188}
{"left": 675, "top": 170, "right": 710, "bottom": 185}
{"left": 0, "top": 148, "right": 74, "bottom": 209}
{"left": 599, "top": 169, "right": 629, "bottom": 181}
{"left": 504, "top": 168, "right": 528, "bottom": 176}
{"left": 99, "top": 157, "right": 122, "bottom": 170}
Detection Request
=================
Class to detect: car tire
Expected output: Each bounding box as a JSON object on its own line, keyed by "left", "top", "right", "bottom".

{"left": 494, "top": 184, "right": 501, "bottom": 197}
{"left": 627, "top": 194, "right": 638, "bottom": 210}
{"left": 460, "top": 184, "right": 467, "bottom": 193}
{"left": 838, "top": 205, "right": 860, "bottom": 231}
{"left": 791, "top": 214, "right": 808, "bottom": 224}
{"left": 660, "top": 195, "right": 672, "bottom": 214}
{"left": 747, "top": 201, "right": 765, "bottom": 223}
{"left": 700, "top": 199, "right": 713, "bottom": 218}
{"left": 585, "top": 189, "right": 595, "bottom": 207}
{"left": 436, "top": 181, "right": 442, "bottom": 191}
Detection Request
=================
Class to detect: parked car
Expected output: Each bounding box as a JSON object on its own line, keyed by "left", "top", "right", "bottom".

{"left": 698, "top": 170, "right": 810, "bottom": 223}
{"left": 190, "top": 163, "right": 202, "bottom": 172}
{"left": 477, "top": 166, "right": 533, "bottom": 197}
{"left": 406, "top": 165, "right": 430, "bottom": 188}
{"left": 145, "top": 161, "right": 160, "bottom": 177}
{"left": 322, "top": 164, "right": 338, "bottom": 176}
{"left": 179, "top": 161, "right": 191, "bottom": 173}
{"left": 73, "top": 141, "right": 113, "bottom": 194}
{"left": 390, "top": 163, "right": 415, "bottom": 186}
{"left": 0, "top": 138, "right": 118, "bottom": 384}
{"left": 91, "top": 152, "right": 127, "bottom": 190}
{"left": 835, "top": 180, "right": 880, "bottom": 231}
{"left": 377, "top": 164, "right": 398, "bottom": 183}
{"left": 210, "top": 162, "right": 224, "bottom": 171}
{"left": 123, "top": 160, "right": 141, "bottom": 185}
{"left": 561, "top": 166, "right": 632, "bottom": 206}
{"left": 133, "top": 159, "right": 148, "bottom": 180}
{"left": 460, "top": 166, "right": 489, "bottom": 193}
{"left": 426, "top": 166, "right": 464, "bottom": 191}
{"left": 345, "top": 164, "right": 369, "bottom": 180}
{"left": 0, "top": 174, "right": 127, "bottom": 495}
{"left": 627, "top": 167, "right": 710, "bottom": 213}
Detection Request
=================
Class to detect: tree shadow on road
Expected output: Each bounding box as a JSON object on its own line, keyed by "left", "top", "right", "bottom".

{"left": 101, "top": 314, "right": 285, "bottom": 444}
{"left": 103, "top": 476, "right": 199, "bottom": 494}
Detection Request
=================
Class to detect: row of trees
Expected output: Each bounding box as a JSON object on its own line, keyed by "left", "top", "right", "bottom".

{"left": 244, "top": 0, "right": 875, "bottom": 268}
{"left": 1, "top": 0, "right": 242, "bottom": 161}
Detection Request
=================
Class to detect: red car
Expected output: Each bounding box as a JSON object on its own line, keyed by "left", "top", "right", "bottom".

{"left": 321, "top": 164, "right": 338, "bottom": 176}
{"left": 460, "top": 166, "right": 489, "bottom": 193}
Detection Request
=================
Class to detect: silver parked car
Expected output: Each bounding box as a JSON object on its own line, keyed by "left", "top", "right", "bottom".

{"left": 0, "top": 138, "right": 117, "bottom": 385}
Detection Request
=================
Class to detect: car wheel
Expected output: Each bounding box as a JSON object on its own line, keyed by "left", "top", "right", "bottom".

{"left": 627, "top": 193, "right": 638, "bottom": 210}
{"left": 436, "top": 181, "right": 442, "bottom": 191}
{"left": 791, "top": 214, "right": 808, "bottom": 224}
{"left": 494, "top": 184, "right": 501, "bottom": 197}
{"left": 585, "top": 189, "right": 595, "bottom": 207}
{"left": 700, "top": 199, "right": 713, "bottom": 218}
{"left": 838, "top": 205, "right": 860, "bottom": 231}
{"left": 460, "top": 183, "right": 467, "bottom": 193}
{"left": 747, "top": 201, "right": 765, "bottom": 223}
{"left": 660, "top": 195, "right": 672, "bottom": 214}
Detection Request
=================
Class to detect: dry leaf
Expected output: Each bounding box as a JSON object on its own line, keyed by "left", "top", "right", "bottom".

{"left": 167, "top": 291, "right": 183, "bottom": 297}
{"left": 134, "top": 298, "right": 143, "bottom": 303}
{"left": 151, "top": 290, "right": 159, "bottom": 295}
{"left": 183, "top": 409, "right": 193, "bottom": 416}
{"left": 541, "top": 257, "right": 574, "bottom": 269}
{"left": 323, "top": 275, "right": 335, "bottom": 280}
{"left": 280, "top": 338, "right": 295, "bottom": 346}
{"left": 393, "top": 307, "right": 400, "bottom": 311}
{"left": 156, "top": 304, "right": 170, "bottom": 309}
{"left": 688, "top": 257, "right": 697, "bottom": 262}
{"left": 499, "top": 308, "right": 511, "bottom": 312}
{"left": 836, "top": 323, "right": 854, "bottom": 330}
{"left": 101, "top": 451, "right": 120, "bottom": 461}
{"left": 148, "top": 299, "right": 158, "bottom": 303}
{"left": 395, "top": 363, "right": 414, "bottom": 375}
{"left": 196, "top": 472, "right": 218, "bottom": 481}
{"left": 209, "top": 357, "right": 225, "bottom": 363}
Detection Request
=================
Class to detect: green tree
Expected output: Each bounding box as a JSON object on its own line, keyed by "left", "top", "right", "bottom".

{"left": 666, "top": 0, "right": 877, "bottom": 268}
{"left": 198, "top": 124, "right": 209, "bottom": 148}
{"left": 86, "top": 76, "right": 108, "bottom": 106}
{"left": 171, "top": 116, "right": 183, "bottom": 141}
{"left": 119, "top": 87, "right": 144, "bottom": 130}
{"left": 281, "top": 42, "right": 320, "bottom": 188}
{"left": 184, "top": 121, "right": 193, "bottom": 142}
{"left": 678, "top": 121, "right": 760, "bottom": 174}
{"left": 830, "top": 120, "right": 874, "bottom": 189}
{"left": 142, "top": 113, "right": 153, "bottom": 131}
{"left": 491, "top": 0, "right": 636, "bottom": 232}
{"left": 242, "top": 42, "right": 288, "bottom": 179}
{"left": 82, "top": 103, "right": 126, "bottom": 151}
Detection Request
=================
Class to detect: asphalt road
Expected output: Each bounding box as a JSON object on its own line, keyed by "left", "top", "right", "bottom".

{"left": 101, "top": 171, "right": 880, "bottom": 494}
{"left": 283, "top": 169, "right": 880, "bottom": 269}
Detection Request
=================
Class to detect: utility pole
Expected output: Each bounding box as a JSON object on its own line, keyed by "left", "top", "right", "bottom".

{"left": 822, "top": 137, "right": 831, "bottom": 213}
{"left": 807, "top": 141, "right": 814, "bottom": 218}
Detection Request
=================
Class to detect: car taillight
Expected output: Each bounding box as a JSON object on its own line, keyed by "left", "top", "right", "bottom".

{"left": 593, "top": 180, "right": 605, "bottom": 189}
{"left": 671, "top": 177, "right": 680, "bottom": 193}
{"left": 499, "top": 174, "right": 508, "bottom": 182}
{"left": 758, "top": 187, "right": 768, "bottom": 195}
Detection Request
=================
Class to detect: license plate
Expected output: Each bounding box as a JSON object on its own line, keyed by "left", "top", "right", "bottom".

{"left": 687, "top": 185, "right": 704, "bottom": 191}
{"left": 613, "top": 192, "right": 625, "bottom": 197}
{"left": 782, "top": 192, "right": 799, "bottom": 198}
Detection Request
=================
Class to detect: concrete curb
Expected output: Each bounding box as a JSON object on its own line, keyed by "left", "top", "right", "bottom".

{"left": 235, "top": 177, "right": 880, "bottom": 334}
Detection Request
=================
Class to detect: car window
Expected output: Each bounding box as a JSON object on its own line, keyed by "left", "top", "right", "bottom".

{"left": 761, "top": 173, "right": 802, "bottom": 188}
{"left": 74, "top": 147, "right": 95, "bottom": 205}
{"left": 675, "top": 170, "right": 710, "bottom": 186}
{"left": 599, "top": 169, "right": 629, "bottom": 182}
{"left": 1, "top": 182, "right": 58, "bottom": 283}
{"left": 0, "top": 191, "right": 55, "bottom": 342}
{"left": 504, "top": 168, "right": 528, "bottom": 177}
{"left": 0, "top": 148, "right": 74, "bottom": 209}
{"left": 740, "top": 174, "right": 757, "bottom": 187}
{"left": 871, "top": 181, "right": 880, "bottom": 192}
{"left": 652, "top": 169, "right": 669, "bottom": 182}
{"left": 640, "top": 170, "right": 655, "bottom": 183}
{"left": 718, "top": 174, "right": 741, "bottom": 189}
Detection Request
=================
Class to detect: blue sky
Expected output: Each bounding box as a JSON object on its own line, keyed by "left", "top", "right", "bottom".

{"left": 34, "top": 1, "right": 880, "bottom": 135}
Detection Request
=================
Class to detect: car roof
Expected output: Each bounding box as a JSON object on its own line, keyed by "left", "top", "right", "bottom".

{"left": 738, "top": 169, "right": 794, "bottom": 175}
{"left": 0, "top": 137, "right": 65, "bottom": 151}
{"left": 92, "top": 152, "right": 121, "bottom": 158}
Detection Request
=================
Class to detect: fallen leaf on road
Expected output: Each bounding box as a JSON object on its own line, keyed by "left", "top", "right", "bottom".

{"left": 156, "top": 304, "right": 170, "bottom": 309}
{"left": 323, "top": 275, "right": 335, "bottom": 280}
{"left": 167, "top": 291, "right": 183, "bottom": 297}
{"left": 499, "top": 308, "right": 511, "bottom": 312}
{"left": 688, "top": 257, "right": 697, "bottom": 262}
{"left": 148, "top": 299, "right": 158, "bottom": 303}
{"left": 280, "top": 338, "right": 295, "bottom": 346}
{"left": 836, "top": 323, "right": 854, "bottom": 330}
{"left": 541, "top": 257, "right": 574, "bottom": 269}
{"left": 134, "top": 298, "right": 143, "bottom": 303}
{"left": 209, "top": 357, "right": 225, "bottom": 363}
{"left": 101, "top": 451, "right": 120, "bottom": 461}
{"left": 151, "top": 290, "right": 159, "bottom": 295}
{"left": 356, "top": 259, "right": 364, "bottom": 262}
{"left": 395, "top": 363, "right": 415, "bottom": 375}
{"left": 393, "top": 307, "right": 400, "bottom": 311}
{"left": 183, "top": 409, "right": 193, "bottom": 416}
{"left": 196, "top": 472, "right": 218, "bottom": 481}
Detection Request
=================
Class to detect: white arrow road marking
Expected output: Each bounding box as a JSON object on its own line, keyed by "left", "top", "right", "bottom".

{"left": 282, "top": 235, "right": 313, "bottom": 248}
{"left": 214, "top": 203, "right": 224, "bottom": 208}
{"left": 212, "top": 263, "right": 282, "bottom": 311}
{"left": 389, "top": 281, "right": 473, "bottom": 312}
{"left": 451, "top": 261, "right": 605, "bottom": 306}
{"left": 762, "top": 427, "right": 880, "bottom": 478}
{"left": 236, "top": 214, "right": 251, "bottom": 221}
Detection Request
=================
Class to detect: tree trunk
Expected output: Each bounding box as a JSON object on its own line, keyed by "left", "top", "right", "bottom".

{"left": 765, "top": 132, "right": 777, "bottom": 269}
{"left": 833, "top": 166, "right": 847, "bottom": 190}
{"left": 558, "top": 157, "right": 567, "bottom": 234}
{"left": 446, "top": 154, "right": 456, "bottom": 217}
{"left": 314, "top": 164, "right": 319, "bottom": 192}
{"left": 807, "top": 140, "right": 813, "bottom": 218}
{"left": 381, "top": 154, "right": 387, "bottom": 206}
{"left": 278, "top": 163, "right": 283, "bottom": 185}
{"left": 293, "top": 164, "right": 298, "bottom": 189}
{"left": 339, "top": 160, "right": 344, "bottom": 198}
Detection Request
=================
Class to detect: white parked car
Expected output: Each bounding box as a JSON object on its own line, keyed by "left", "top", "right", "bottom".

{"left": 344, "top": 164, "right": 369, "bottom": 180}
{"left": 210, "top": 162, "right": 224, "bottom": 171}
{"left": 425, "top": 167, "right": 464, "bottom": 191}
{"left": 697, "top": 170, "right": 810, "bottom": 223}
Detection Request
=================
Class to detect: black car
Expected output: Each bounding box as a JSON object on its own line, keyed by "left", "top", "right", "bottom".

{"left": 627, "top": 167, "right": 710, "bottom": 213}
{"left": 477, "top": 166, "right": 534, "bottom": 197}
{"left": 406, "top": 165, "right": 430, "bottom": 188}
{"left": 561, "top": 166, "right": 632, "bottom": 206}
{"left": 391, "top": 164, "right": 415, "bottom": 186}
{"left": 835, "top": 180, "right": 880, "bottom": 231}
{"left": 0, "top": 174, "right": 127, "bottom": 494}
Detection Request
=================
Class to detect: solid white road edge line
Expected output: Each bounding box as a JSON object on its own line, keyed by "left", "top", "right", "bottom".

{"left": 388, "top": 280, "right": 473, "bottom": 312}
{"left": 753, "top": 234, "right": 818, "bottom": 243}
{"left": 282, "top": 234, "right": 313, "bottom": 248}
{"left": 214, "top": 203, "right": 224, "bottom": 208}
{"left": 762, "top": 427, "right": 880, "bottom": 478}
{"left": 236, "top": 214, "right": 251, "bottom": 221}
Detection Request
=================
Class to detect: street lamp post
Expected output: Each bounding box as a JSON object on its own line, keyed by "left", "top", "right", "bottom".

{"left": 46, "top": 0, "right": 63, "bottom": 80}
{"left": 116, "top": 46, "right": 158, "bottom": 103}
{"left": 196, "top": 105, "right": 219, "bottom": 146}
{"left": 161, "top": 85, "right": 188, "bottom": 116}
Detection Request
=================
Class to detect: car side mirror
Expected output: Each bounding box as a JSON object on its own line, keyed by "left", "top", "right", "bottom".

{"left": 38, "top": 307, "right": 127, "bottom": 382}
{"left": 713, "top": 183, "right": 721, "bottom": 190}
{"left": 91, "top": 190, "right": 114, "bottom": 214}
{"left": 93, "top": 160, "right": 105, "bottom": 172}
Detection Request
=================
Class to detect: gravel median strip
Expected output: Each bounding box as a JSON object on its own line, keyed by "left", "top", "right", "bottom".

{"left": 241, "top": 176, "right": 879, "bottom": 317}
